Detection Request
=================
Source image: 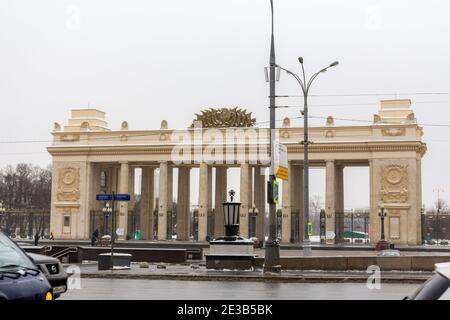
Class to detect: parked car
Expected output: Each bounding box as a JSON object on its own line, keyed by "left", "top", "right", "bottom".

{"left": 406, "top": 262, "right": 450, "bottom": 300}
{"left": 26, "top": 253, "right": 68, "bottom": 298}
{"left": 0, "top": 231, "right": 53, "bottom": 300}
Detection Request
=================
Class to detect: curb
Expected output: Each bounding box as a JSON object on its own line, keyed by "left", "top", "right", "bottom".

{"left": 78, "top": 271, "right": 431, "bottom": 284}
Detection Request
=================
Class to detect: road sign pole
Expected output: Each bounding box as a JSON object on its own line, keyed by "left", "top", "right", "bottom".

{"left": 110, "top": 191, "right": 115, "bottom": 270}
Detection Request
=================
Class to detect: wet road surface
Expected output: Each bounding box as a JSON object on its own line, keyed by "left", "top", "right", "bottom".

{"left": 61, "top": 278, "right": 420, "bottom": 300}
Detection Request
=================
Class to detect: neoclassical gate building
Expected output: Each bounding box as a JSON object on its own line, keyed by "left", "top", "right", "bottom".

{"left": 48, "top": 99, "right": 426, "bottom": 245}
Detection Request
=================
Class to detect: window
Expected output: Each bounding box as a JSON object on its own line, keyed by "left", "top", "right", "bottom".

{"left": 63, "top": 215, "right": 71, "bottom": 227}
{"left": 100, "top": 171, "right": 107, "bottom": 188}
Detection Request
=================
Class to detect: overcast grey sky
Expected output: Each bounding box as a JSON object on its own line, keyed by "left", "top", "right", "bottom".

{"left": 1, "top": 0, "right": 450, "bottom": 209}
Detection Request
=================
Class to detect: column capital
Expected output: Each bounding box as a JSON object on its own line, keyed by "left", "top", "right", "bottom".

{"left": 119, "top": 161, "right": 129, "bottom": 165}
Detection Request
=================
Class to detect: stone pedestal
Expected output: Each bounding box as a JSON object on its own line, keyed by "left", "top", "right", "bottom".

{"left": 205, "top": 238, "right": 256, "bottom": 270}
{"left": 98, "top": 253, "right": 132, "bottom": 270}
{"left": 375, "top": 240, "right": 390, "bottom": 251}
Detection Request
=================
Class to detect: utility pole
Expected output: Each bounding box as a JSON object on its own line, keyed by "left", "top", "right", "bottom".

{"left": 263, "top": 0, "right": 281, "bottom": 274}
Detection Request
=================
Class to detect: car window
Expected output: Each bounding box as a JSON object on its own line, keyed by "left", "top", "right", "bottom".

{"left": 409, "top": 273, "right": 450, "bottom": 300}
{"left": 438, "top": 284, "right": 450, "bottom": 300}
{"left": 0, "top": 232, "right": 35, "bottom": 269}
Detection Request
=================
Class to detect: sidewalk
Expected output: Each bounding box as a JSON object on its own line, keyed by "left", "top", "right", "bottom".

{"left": 73, "top": 261, "right": 433, "bottom": 284}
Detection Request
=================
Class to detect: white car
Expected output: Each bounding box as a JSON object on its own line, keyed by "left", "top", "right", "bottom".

{"left": 406, "top": 262, "right": 450, "bottom": 300}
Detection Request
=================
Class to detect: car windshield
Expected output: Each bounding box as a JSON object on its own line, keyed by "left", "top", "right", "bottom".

{"left": 0, "top": 232, "right": 36, "bottom": 270}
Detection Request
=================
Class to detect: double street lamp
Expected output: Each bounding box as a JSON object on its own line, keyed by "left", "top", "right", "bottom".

{"left": 276, "top": 58, "right": 338, "bottom": 256}
{"left": 102, "top": 202, "right": 113, "bottom": 236}
{"left": 376, "top": 207, "right": 390, "bottom": 250}
{"left": 378, "top": 207, "right": 388, "bottom": 241}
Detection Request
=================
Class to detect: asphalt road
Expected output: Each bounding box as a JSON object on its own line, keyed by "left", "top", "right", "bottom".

{"left": 60, "top": 278, "right": 420, "bottom": 300}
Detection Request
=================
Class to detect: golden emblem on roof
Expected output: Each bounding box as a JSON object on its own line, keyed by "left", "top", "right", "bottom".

{"left": 191, "top": 107, "right": 256, "bottom": 128}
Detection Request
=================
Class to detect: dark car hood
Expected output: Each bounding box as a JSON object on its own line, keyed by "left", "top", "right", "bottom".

{"left": 26, "top": 253, "right": 60, "bottom": 265}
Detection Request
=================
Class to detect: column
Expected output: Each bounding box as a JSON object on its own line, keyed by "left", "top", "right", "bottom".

{"left": 239, "top": 162, "right": 252, "bottom": 238}
{"left": 207, "top": 166, "right": 213, "bottom": 238}
{"left": 198, "top": 163, "right": 210, "bottom": 241}
{"left": 177, "top": 167, "right": 191, "bottom": 241}
{"left": 118, "top": 162, "right": 129, "bottom": 239}
{"left": 335, "top": 165, "right": 344, "bottom": 243}
{"left": 281, "top": 163, "right": 292, "bottom": 243}
{"left": 325, "top": 160, "right": 336, "bottom": 244}
{"left": 291, "top": 165, "right": 302, "bottom": 242}
{"left": 254, "top": 166, "right": 266, "bottom": 242}
{"left": 140, "top": 167, "right": 154, "bottom": 240}
{"left": 369, "top": 159, "right": 380, "bottom": 244}
{"left": 128, "top": 167, "right": 136, "bottom": 236}
{"left": 214, "top": 167, "right": 227, "bottom": 237}
{"left": 158, "top": 162, "right": 173, "bottom": 240}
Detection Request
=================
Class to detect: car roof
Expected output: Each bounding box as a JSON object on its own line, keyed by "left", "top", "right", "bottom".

{"left": 435, "top": 262, "right": 450, "bottom": 280}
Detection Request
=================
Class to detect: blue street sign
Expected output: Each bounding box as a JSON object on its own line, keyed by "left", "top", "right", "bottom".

{"left": 96, "top": 194, "right": 113, "bottom": 201}
{"left": 96, "top": 194, "right": 130, "bottom": 201}
{"left": 114, "top": 194, "right": 130, "bottom": 201}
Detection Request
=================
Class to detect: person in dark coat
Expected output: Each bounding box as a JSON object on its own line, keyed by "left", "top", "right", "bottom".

{"left": 91, "top": 229, "right": 99, "bottom": 246}
{"left": 34, "top": 232, "right": 40, "bottom": 246}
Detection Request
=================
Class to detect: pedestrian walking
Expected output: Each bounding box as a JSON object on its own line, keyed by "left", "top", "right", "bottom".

{"left": 91, "top": 229, "right": 99, "bottom": 246}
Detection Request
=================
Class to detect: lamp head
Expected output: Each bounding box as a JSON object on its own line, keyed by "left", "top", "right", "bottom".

{"left": 329, "top": 61, "right": 339, "bottom": 67}
{"left": 229, "top": 189, "right": 236, "bottom": 202}
{"left": 298, "top": 57, "right": 304, "bottom": 64}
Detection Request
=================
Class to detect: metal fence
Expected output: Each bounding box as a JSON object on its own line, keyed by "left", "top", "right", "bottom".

{"left": 421, "top": 214, "right": 450, "bottom": 245}
{"left": 0, "top": 211, "right": 50, "bottom": 239}
{"left": 327, "top": 211, "right": 370, "bottom": 244}
{"left": 89, "top": 209, "right": 139, "bottom": 240}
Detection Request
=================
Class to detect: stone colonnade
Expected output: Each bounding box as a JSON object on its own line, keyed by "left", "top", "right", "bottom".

{"left": 50, "top": 157, "right": 423, "bottom": 245}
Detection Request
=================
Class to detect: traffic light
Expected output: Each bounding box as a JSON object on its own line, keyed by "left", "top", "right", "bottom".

{"left": 267, "top": 180, "right": 279, "bottom": 204}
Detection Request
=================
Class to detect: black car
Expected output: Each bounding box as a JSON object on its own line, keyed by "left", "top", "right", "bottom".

{"left": 406, "top": 262, "right": 450, "bottom": 300}
{"left": 0, "top": 231, "right": 54, "bottom": 300}
{"left": 26, "top": 253, "right": 68, "bottom": 298}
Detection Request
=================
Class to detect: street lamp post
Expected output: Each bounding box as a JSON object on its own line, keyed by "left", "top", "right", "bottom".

{"left": 276, "top": 59, "right": 338, "bottom": 256}
{"left": 263, "top": 0, "right": 281, "bottom": 274}
{"left": 379, "top": 207, "right": 387, "bottom": 241}
{"left": 376, "top": 207, "right": 389, "bottom": 250}
{"left": 102, "top": 202, "right": 112, "bottom": 236}
{"left": 250, "top": 206, "right": 259, "bottom": 238}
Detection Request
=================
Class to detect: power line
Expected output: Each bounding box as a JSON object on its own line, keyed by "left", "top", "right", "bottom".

{"left": 276, "top": 100, "right": 450, "bottom": 108}
{"left": 282, "top": 92, "right": 450, "bottom": 98}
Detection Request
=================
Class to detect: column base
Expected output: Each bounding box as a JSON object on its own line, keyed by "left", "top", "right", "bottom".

{"left": 263, "top": 241, "right": 281, "bottom": 274}
{"left": 302, "top": 239, "right": 312, "bottom": 256}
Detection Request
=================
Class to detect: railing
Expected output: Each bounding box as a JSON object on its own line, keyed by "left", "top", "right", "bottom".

{"left": 42, "top": 245, "right": 53, "bottom": 254}
{"left": 52, "top": 246, "right": 78, "bottom": 260}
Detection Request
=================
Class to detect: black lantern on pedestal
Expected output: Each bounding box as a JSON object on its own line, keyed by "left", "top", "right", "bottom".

{"left": 376, "top": 206, "right": 390, "bottom": 250}
{"left": 222, "top": 190, "right": 241, "bottom": 240}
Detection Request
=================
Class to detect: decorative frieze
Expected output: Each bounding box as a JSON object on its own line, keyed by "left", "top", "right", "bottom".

{"left": 380, "top": 164, "right": 409, "bottom": 203}
{"left": 57, "top": 167, "right": 80, "bottom": 202}
{"left": 381, "top": 128, "right": 406, "bottom": 136}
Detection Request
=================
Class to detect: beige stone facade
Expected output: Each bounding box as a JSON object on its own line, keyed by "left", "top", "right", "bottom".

{"left": 48, "top": 100, "right": 426, "bottom": 245}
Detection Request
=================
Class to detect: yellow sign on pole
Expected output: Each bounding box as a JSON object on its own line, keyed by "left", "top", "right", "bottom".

{"left": 274, "top": 141, "right": 288, "bottom": 180}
